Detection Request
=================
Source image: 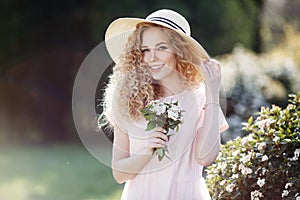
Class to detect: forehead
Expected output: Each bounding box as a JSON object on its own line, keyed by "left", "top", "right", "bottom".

{"left": 141, "top": 27, "right": 169, "bottom": 46}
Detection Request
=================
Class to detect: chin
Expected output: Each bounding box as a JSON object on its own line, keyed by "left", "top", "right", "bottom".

{"left": 151, "top": 74, "right": 166, "bottom": 81}
{"left": 151, "top": 71, "right": 173, "bottom": 81}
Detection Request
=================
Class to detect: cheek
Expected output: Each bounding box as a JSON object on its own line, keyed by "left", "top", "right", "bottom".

{"left": 165, "top": 54, "right": 176, "bottom": 67}
{"left": 142, "top": 53, "right": 150, "bottom": 63}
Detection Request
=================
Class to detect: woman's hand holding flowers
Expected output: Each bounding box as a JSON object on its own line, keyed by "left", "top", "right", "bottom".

{"left": 140, "top": 100, "right": 184, "bottom": 161}
{"left": 142, "top": 127, "right": 169, "bottom": 155}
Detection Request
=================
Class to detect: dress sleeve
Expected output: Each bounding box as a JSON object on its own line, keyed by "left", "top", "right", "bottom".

{"left": 195, "top": 86, "right": 229, "bottom": 133}
{"left": 218, "top": 107, "right": 229, "bottom": 133}
{"left": 104, "top": 106, "right": 128, "bottom": 133}
{"left": 196, "top": 104, "right": 229, "bottom": 133}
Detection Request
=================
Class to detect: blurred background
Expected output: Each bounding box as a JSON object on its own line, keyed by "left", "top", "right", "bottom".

{"left": 0, "top": 0, "right": 299, "bottom": 199}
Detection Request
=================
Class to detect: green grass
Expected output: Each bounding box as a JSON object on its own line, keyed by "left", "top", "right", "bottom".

{"left": 0, "top": 144, "right": 123, "bottom": 200}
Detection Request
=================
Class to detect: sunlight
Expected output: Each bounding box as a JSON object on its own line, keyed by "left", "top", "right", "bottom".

{"left": 0, "top": 177, "right": 47, "bottom": 200}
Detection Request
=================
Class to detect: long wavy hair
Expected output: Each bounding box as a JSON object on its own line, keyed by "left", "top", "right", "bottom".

{"left": 100, "top": 22, "right": 207, "bottom": 127}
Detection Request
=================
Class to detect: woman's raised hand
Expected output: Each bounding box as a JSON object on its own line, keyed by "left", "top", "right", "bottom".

{"left": 201, "top": 59, "right": 222, "bottom": 102}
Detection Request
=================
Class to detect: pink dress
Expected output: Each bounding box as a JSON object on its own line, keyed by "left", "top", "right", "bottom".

{"left": 107, "top": 87, "right": 228, "bottom": 200}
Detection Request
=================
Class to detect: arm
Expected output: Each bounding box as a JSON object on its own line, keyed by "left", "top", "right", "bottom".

{"left": 194, "top": 59, "right": 222, "bottom": 166}
{"left": 112, "top": 125, "right": 168, "bottom": 183}
{"left": 194, "top": 102, "right": 220, "bottom": 166}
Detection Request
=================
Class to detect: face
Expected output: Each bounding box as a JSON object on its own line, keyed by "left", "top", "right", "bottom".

{"left": 140, "top": 27, "right": 178, "bottom": 82}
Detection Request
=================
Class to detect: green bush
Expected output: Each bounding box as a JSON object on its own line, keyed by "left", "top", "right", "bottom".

{"left": 206, "top": 92, "right": 300, "bottom": 199}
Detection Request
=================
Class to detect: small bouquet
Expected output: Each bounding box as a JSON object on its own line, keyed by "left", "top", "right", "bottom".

{"left": 140, "top": 100, "right": 184, "bottom": 161}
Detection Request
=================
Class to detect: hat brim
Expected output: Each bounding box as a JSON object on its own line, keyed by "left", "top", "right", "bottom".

{"left": 105, "top": 18, "right": 210, "bottom": 63}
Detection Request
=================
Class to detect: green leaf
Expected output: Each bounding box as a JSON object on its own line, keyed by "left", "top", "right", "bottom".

{"left": 156, "top": 118, "right": 166, "bottom": 127}
{"left": 157, "top": 148, "right": 163, "bottom": 157}
{"left": 145, "top": 121, "right": 156, "bottom": 131}
{"left": 140, "top": 109, "right": 147, "bottom": 116}
{"left": 156, "top": 148, "right": 164, "bottom": 161}
{"left": 248, "top": 116, "right": 253, "bottom": 125}
{"left": 166, "top": 132, "right": 173, "bottom": 137}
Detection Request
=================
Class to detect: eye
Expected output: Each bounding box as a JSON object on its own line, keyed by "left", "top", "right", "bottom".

{"left": 157, "top": 45, "right": 168, "bottom": 51}
{"left": 141, "top": 48, "right": 150, "bottom": 53}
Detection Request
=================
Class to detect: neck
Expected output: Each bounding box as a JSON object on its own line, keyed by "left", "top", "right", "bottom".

{"left": 159, "top": 79, "right": 186, "bottom": 97}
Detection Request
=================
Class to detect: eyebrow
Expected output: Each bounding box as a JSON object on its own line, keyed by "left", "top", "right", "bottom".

{"left": 141, "top": 42, "right": 169, "bottom": 48}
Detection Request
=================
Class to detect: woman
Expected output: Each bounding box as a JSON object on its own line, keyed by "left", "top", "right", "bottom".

{"left": 100, "top": 9, "right": 228, "bottom": 199}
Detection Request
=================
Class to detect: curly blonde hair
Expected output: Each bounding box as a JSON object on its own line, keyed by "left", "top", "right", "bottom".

{"left": 102, "top": 22, "right": 207, "bottom": 123}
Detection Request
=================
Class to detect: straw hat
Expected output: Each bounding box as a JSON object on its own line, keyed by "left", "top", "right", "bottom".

{"left": 105, "top": 9, "right": 210, "bottom": 63}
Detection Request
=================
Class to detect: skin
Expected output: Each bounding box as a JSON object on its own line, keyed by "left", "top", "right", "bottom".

{"left": 112, "top": 27, "right": 222, "bottom": 184}
{"left": 141, "top": 27, "right": 186, "bottom": 96}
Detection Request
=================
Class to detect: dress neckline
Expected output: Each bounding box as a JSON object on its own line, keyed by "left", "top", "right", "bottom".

{"left": 160, "top": 89, "right": 190, "bottom": 101}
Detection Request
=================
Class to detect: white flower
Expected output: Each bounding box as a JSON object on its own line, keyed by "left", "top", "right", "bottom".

{"left": 217, "top": 161, "right": 227, "bottom": 172}
{"left": 150, "top": 101, "right": 166, "bottom": 115}
{"left": 220, "top": 180, "right": 226, "bottom": 186}
{"left": 239, "top": 164, "right": 253, "bottom": 175}
{"left": 241, "top": 137, "right": 249, "bottom": 145}
{"left": 255, "top": 167, "right": 267, "bottom": 175}
{"left": 262, "top": 155, "right": 268, "bottom": 162}
{"left": 257, "top": 178, "right": 265, "bottom": 188}
{"left": 287, "top": 148, "right": 299, "bottom": 161}
{"left": 285, "top": 182, "right": 293, "bottom": 189}
{"left": 235, "top": 136, "right": 241, "bottom": 141}
{"left": 221, "top": 162, "right": 227, "bottom": 171}
{"left": 232, "top": 150, "right": 240, "bottom": 157}
{"left": 241, "top": 134, "right": 254, "bottom": 145}
{"left": 251, "top": 190, "right": 263, "bottom": 200}
{"left": 232, "top": 163, "right": 238, "bottom": 173}
{"left": 273, "top": 136, "right": 280, "bottom": 143}
{"left": 225, "top": 183, "right": 235, "bottom": 193}
{"left": 232, "top": 174, "right": 239, "bottom": 179}
{"left": 256, "top": 119, "right": 275, "bottom": 130}
{"left": 294, "top": 148, "right": 300, "bottom": 159}
{"left": 285, "top": 138, "right": 292, "bottom": 142}
{"left": 257, "top": 142, "right": 266, "bottom": 150}
{"left": 238, "top": 164, "right": 245, "bottom": 173}
{"left": 244, "top": 167, "right": 252, "bottom": 175}
{"left": 256, "top": 153, "right": 262, "bottom": 158}
{"left": 282, "top": 190, "right": 289, "bottom": 198}
{"left": 240, "top": 154, "right": 251, "bottom": 164}
{"left": 167, "top": 106, "right": 180, "bottom": 120}
{"left": 261, "top": 168, "right": 267, "bottom": 175}
{"left": 249, "top": 133, "right": 254, "bottom": 139}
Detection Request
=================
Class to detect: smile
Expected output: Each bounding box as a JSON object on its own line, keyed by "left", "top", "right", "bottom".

{"left": 150, "top": 64, "right": 164, "bottom": 70}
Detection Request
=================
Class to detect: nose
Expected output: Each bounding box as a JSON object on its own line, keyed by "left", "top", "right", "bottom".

{"left": 150, "top": 48, "right": 157, "bottom": 61}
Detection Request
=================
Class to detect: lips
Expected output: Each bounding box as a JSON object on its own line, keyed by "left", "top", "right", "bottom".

{"left": 150, "top": 64, "right": 164, "bottom": 71}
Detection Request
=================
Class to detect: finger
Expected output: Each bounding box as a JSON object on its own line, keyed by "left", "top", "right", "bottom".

{"left": 150, "top": 142, "right": 165, "bottom": 149}
{"left": 152, "top": 132, "right": 168, "bottom": 142}
{"left": 153, "top": 126, "right": 167, "bottom": 133}
{"left": 150, "top": 138, "right": 166, "bottom": 148}
{"left": 153, "top": 137, "right": 167, "bottom": 145}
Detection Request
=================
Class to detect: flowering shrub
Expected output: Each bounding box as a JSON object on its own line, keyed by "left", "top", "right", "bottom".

{"left": 219, "top": 28, "right": 300, "bottom": 140}
{"left": 206, "top": 92, "right": 300, "bottom": 199}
